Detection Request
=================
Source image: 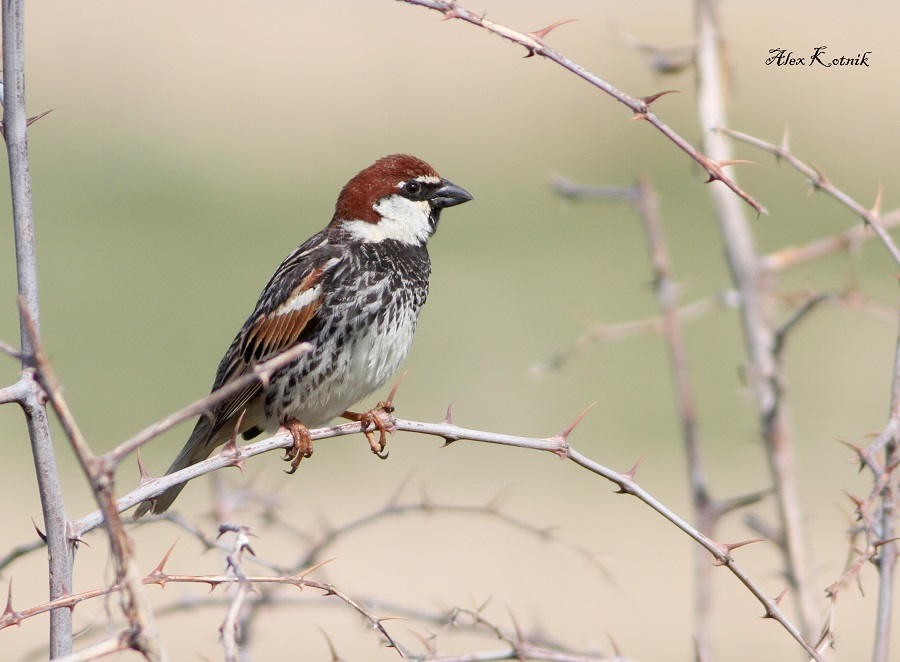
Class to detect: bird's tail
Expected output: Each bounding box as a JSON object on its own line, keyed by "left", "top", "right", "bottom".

{"left": 133, "top": 418, "right": 224, "bottom": 519}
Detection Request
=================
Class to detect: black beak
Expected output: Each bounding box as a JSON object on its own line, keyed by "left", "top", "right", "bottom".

{"left": 430, "top": 179, "right": 473, "bottom": 209}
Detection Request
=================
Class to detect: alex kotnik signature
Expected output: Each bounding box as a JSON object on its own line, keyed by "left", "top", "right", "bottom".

{"left": 767, "top": 47, "right": 871, "bottom": 67}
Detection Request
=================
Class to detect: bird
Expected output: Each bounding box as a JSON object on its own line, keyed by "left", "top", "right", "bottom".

{"left": 134, "top": 154, "right": 472, "bottom": 518}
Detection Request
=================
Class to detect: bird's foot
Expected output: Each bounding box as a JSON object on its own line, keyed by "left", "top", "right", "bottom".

{"left": 342, "top": 401, "right": 395, "bottom": 459}
{"left": 281, "top": 417, "right": 313, "bottom": 474}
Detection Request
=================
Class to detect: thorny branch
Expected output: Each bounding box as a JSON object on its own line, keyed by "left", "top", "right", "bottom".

{"left": 825, "top": 299, "right": 900, "bottom": 662}
{"left": 1, "top": 533, "right": 402, "bottom": 655}
{"left": 6, "top": 557, "right": 623, "bottom": 662}
{"left": 2, "top": 3, "right": 894, "bottom": 659}
{"left": 0, "top": 0, "right": 74, "bottom": 654}
{"left": 530, "top": 288, "right": 734, "bottom": 376}
{"left": 18, "top": 305, "right": 167, "bottom": 662}
{"left": 694, "top": 0, "right": 817, "bottom": 636}
{"left": 544, "top": 175, "right": 900, "bottom": 375}
{"left": 128, "top": 487, "right": 613, "bottom": 658}
{"left": 402, "top": 606, "right": 627, "bottom": 661}
{"left": 57, "top": 407, "right": 822, "bottom": 660}
{"left": 546, "top": 176, "right": 774, "bottom": 658}
{"left": 719, "top": 126, "right": 900, "bottom": 269}
{"left": 11, "top": 488, "right": 609, "bottom": 588}
{"left": 761, "top": 209, "right": 900, "bottom": 275}
{"left": 631, "top": 178, "right": 714, "bottom": 658}
{"left": 713, "top": 81, "right": 900, "bottom": 662}
{"left": 397, "top": 0, "right": 766, "bottom": 214}
{"left": 110, "top": 342, "right": 313, "bottom": 464}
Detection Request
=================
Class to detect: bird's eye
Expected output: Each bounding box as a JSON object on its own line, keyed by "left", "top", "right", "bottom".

{"left": 404, "top": 181, "right": 420, "bottom": 195}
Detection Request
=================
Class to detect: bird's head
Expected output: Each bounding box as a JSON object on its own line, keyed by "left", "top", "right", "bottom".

{"left": 332, "top": 154, "right": 472, "bottom": 245}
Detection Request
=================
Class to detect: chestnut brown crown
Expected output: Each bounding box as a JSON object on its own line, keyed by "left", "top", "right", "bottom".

{"left": 332, "top": 154, "right": 471, "bottom": 226}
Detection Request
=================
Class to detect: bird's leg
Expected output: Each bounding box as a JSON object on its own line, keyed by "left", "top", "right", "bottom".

{"left": 342, "top": 401, "right": 395, "bottom": 459}
{"left": 281, "top": 417, "right": 313, "bottom": 474}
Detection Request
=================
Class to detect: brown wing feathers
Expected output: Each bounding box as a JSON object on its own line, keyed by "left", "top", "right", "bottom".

{"left": 239, "top": 266, "right": 326, "bottom": 363}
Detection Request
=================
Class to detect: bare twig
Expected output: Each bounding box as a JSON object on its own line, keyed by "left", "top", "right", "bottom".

{"left": 218, "top": 524, "right": 257, "bottom": 662}
{"left": 2, "top": 553, "right": 401, "bottom": 655}
{"left": 870, "top": 301, "right": 900, "bottom": 662}
{"left": 50, "top": 637, "right": 131, "bottom": 662}
{"left": 761, "top": 209, "right": 900, "bottom": 274}
{"left": 1, "top": 0, "right": 74, "bottom": 654}
{"left": 402, "top": 606, "right": 625, "bottom": 661}
{"left": 106, "top": 341, "right": 313, "bottom": 465}
{"left": 288, "top": 491, "right": 609, "bottom": 578}
{"left": 631, "top": 176, "right": 715, "bottom": 658}
{"left": 0, "top": 374, "right": 30, "bottom": 406}
{"left": 398, "top": 0, "right": 766, "bottom": 214}
{"left": 694, "top": 0, "right": 817, "bottom": 634}
{"left": 548, "top": 174, "right": 778, "bottom": 658}
{"left": 70, "top": 411, "right": 821, "bottom": 659}
{"left": 530, "top": 294, "right": 730, "bottom": 376}
{"left": 719, "top": 126, "right": 900, "bottom": 268}
{"left": 19, "top": 305, "right": 167, "bottom": 661}
{"left": 74, "top": 416, "right": 573, "bottom": 536}
{"left": 0, "top": 337, "right": 23, "bottom": 360}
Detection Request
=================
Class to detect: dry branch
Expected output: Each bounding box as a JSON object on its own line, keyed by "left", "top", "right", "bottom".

{"left": 19, "top": 305, "right": 167, "bottom": 661}
{"left": 397, "top": 0, "right": 766, "bottom": 214}
{"left": 0, "top": 0, "right": 74, "bottom": 654}
{"left": 694, "top": 0, "right": 817, "bottom": 635}
{"left": 61, "top": 408, "right": 824, "bottom": 659}
{"left": 719, "top": 126, "right": 900, "bottom": 268}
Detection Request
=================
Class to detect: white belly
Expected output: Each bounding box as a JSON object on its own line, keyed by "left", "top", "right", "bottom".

{"left": 272, "top": 302, "right": 419, "bottom": 428}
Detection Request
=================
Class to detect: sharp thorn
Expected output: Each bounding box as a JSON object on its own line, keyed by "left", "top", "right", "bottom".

{"left": 842, "top": 490, "right": 865, "bottom": 508}
{"left": 640, "top": 89, "right": 679, "bottom": 105}
{"left": 622, "top": 456, "right": 644, "bottom": 482}
{"left": 25, "top": 108, "right": 53, "bottom": 127}
{"left": 837, "top": 438, "right": 870, "bottom": 471}
{"left": 809, "top": 162, "right": 829, "bottom": 189}
{"left": 556, "top": 402, "right": 596, "bottom": 441}
{"left": 717, "top": 158, "right": 755, "bottom": 168}
{"left": 136, "top": 448, "right": 153, "bottom": 484}
{"left": 872, "top": 535, "right": 900, "bottom": 549}
{"left": 386, "top": 370, "right": 408, "bottom": 406}
{"left": 720, "top": 538, "right": 765, "bottom": 553}
{"left": 151, "top": 541, "right": 179, "bottom": 578}
{"left": 2, "top": 579, "right": 13, "bottom": 619}
{"left": 31, "top": 519, "right": 47, "bottom": 544}
{"left": 219, "top": 410, "right": 246, "bottom": 472}
{"left": 442, "top": 401, "right": 455, "bottom": 425}
{"left": 780, "top": 125, "right": 790, "bottom": 156}
{"left": 526, "top": 18, "right": 578, "bottom": 42}
{"left": 871, "top": 181, "right": 884, "bottom": 218}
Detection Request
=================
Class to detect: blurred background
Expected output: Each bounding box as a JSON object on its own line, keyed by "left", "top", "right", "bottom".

{"left": 2, "top": 0, "right": 899, "bottom": 659}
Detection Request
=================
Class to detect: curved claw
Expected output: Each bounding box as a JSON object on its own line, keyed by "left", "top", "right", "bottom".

{"left": 281, "top": 417, "right": 313, "bottom": 474}
{"left": 343, "top": 401, "right": 396, "bottom": 460}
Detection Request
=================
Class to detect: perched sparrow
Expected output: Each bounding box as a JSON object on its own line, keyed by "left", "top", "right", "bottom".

{"left": 134, "top": 154, "right": 472, "bottom": 517}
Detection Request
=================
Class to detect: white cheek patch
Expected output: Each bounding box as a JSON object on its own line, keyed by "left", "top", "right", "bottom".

{"left": 343, "top": 196, "right": 433, "bottom": 245}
